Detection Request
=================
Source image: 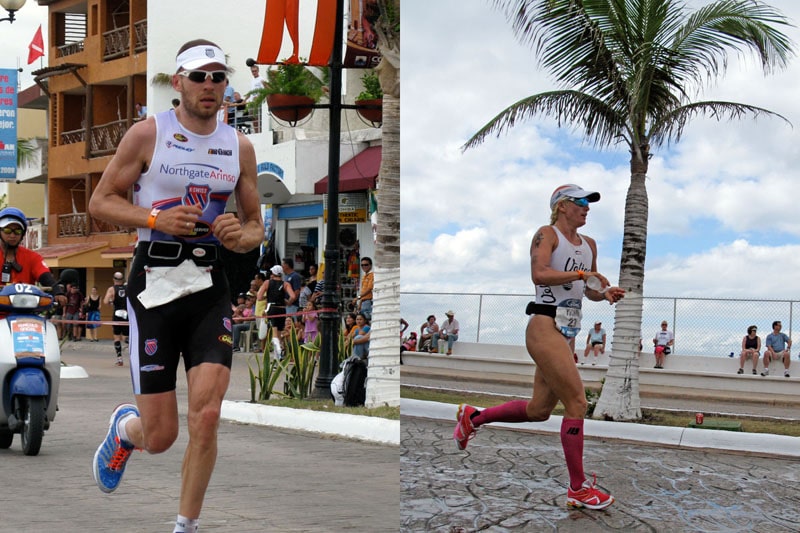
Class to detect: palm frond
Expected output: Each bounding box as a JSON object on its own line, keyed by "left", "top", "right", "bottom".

{"left": 462, "top": 89, "right": 628, "bottom": 151}
{"left": 669, "top": 0, "right": 794, "bottom": 89}
{"left": 649, "top": 100, "right": 791, "bottom": 147}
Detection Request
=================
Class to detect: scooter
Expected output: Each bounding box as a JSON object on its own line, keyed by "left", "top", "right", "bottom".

{"left": 0, "top": 283, "right": 59, "bottom": 456}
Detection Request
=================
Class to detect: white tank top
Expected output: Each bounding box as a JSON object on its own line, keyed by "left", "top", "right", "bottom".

{"left": 134, "top": 110, "right": 240, "bottom": 244}
{"left": 534, "top": 225, "right": 593, "bottom": 337}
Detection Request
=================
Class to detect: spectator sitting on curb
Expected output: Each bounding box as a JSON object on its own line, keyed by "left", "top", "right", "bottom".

{"left": 762, "top": 320, "right": 791, "bottom": 378}
{"left": 419, "top": 315, "right": 438, "bottom": 352}
{"left": 738, "top": 325, "right": 760, "bottom": 375}
{"left": 582, "top": 321, "right": 606, "bottom": 365}
{"left": 433, "top": 310, "right": 460, "bottom": 355}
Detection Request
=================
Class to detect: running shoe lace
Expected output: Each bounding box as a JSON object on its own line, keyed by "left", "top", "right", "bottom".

{"left": 108, "top": 437, "right": 132, "bottom": 471}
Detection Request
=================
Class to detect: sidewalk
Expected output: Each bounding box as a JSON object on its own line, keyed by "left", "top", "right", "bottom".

{"left": 61, "top": 340, "right": 399, "bottom": 445}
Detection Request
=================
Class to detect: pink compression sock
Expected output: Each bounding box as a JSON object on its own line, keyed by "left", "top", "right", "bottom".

{"left": 471, "top": 400, "right": 530, "bottom": 427}
{"left": 561, "top": 418, "right": 585, "bottom": 490}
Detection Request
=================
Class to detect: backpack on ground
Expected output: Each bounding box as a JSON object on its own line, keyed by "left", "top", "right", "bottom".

{"left": 341, "top": 355, "right": 368, "bottom": 407}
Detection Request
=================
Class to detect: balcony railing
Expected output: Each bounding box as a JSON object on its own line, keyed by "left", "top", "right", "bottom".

{"left": 58, "top": 213, "right": 88, "bottom": 238}
{"left": 57, "top": 212, "right": 127, "bottom": 237}
{"left": 56, "top": 41, "right": 85, "bottom": 58}
{"left": 134, "top": 19, "right": 147, "bottom": 52}
{"left": 90, "top": 119, "right": 128, "bottom": 157}
{"left": 103, "top": 19, "right": 148, "bottom": 60}
{"left": 103, "top": 25, "right": 130, "bottom": 60}
{"left": 61, "top": 128, "right": 86, "bottom": 146}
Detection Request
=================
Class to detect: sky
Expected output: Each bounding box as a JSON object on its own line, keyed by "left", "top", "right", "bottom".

{"left": 401, "top": 0, "right": 800, "bottom": 315}
{"left": 0, "top": 1, "right": 49, "bottom": 90}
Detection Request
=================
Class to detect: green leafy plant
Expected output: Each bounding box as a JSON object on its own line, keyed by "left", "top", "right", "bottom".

{"left": 247, "top": 61, "right": 326, "bottom": 111}
{"left": 282, "top": 322, "right": 318, "bottom": 399}
{"left": 356, "top": 70, "right": 382, "bottom": 101}
{"left": 248, "top": 328, "right": 289, "bottom": 402}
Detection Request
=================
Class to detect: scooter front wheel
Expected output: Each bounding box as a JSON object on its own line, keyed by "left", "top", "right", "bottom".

{"left": 20, "top": 396, "right": 45, "bottom": 456}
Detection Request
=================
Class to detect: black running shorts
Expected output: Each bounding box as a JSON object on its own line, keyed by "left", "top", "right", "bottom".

{"left": 126, "top": 255, "right": 233, "bottom": 395}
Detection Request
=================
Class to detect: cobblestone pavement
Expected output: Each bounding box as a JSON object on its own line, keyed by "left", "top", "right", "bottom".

{"left": 1, "top": 344, "right": 399, "bottom": 532}
{"left": 401, "top": 416, "right": 800, "bottom": 532}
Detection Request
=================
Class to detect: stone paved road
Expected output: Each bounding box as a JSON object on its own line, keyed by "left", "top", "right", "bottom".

{"left": 0, "top": 346, "right": 399, "bottom": 532}
{"left": 401, "top": 416, "right": 800, "bottom": 532}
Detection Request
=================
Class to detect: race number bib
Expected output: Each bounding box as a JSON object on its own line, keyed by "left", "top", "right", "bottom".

{"left": 555, "top": 298, "right": 582, "bottom": 338}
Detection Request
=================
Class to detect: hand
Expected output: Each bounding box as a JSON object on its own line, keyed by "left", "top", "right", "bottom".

{"left": 211, "top": 213, "right": 243, "bottom": 251}
{"left": 603, "top": 286, "right": 625, "bottom": 304}
{"left": 155, "top": 205, "right": 203, "bottom": 236}
{"left": 55, "top": 295, "right": 67, "bottom": 308}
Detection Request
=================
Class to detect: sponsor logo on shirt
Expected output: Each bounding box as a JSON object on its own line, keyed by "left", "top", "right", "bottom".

{"left": 208, "top": 148, "right": 233, "bottom": 156}
{"left": 166, "top": 140, "right": 195, "bottom": 153}
{"left": 159, "top": 163, "right": 236, "bottom": 183}
{"left": 173, "top": 133, "right": 189, "bottom": 142}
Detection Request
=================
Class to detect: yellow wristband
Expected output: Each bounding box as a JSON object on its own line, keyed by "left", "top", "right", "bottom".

{"left": 577, "top": 270, "right": 585, "bottom": 281}
{"left": 147, "top": 208, "right": 160, "bottom": 230}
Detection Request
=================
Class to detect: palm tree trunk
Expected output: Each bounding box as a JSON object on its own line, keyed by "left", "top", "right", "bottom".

{"left": 593, "top": 168, "right": 648, "bottom": 420}
{"left": 364, "top": 36, "right": 400, "bottom": 407}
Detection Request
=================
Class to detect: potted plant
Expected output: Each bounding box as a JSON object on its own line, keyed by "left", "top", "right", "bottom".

{"left": 355, "top": 70, "right": 383, "bottom": 125}
{"left": 248, "top": 62, "right": 326, "bottom": 125}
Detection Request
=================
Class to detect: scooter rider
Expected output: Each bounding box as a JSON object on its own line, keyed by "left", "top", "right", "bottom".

{"left": 0, "top": 207, "right": 67, "bottom": 307}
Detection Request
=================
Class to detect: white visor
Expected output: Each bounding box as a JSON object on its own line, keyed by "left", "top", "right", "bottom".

{"left": 176, "top": 45, "right": 227, "bottom": 71}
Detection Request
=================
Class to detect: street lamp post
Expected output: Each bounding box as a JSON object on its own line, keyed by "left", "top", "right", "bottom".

{"left": 0, "top": 0, "right": 25, "bottom": 23}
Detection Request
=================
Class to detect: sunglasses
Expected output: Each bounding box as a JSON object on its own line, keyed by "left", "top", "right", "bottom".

{"left": 178, "top": 70, "right": 227, "bottom": 84}
{"left": 361, "top": 263, "right": 370, "bottom": 267}
{"left": 569, "top": 197, "right": 590, "bottom": 208}
{"left": 1, "top": 227, "right": 23, "bottom": 235}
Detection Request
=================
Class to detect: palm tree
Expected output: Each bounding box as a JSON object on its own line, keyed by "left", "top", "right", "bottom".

{"left": 17, "top": 138, "right": 38, "bottom": 168}
{"left": 364, "top": 0, "right": 400, "bottom": 408}
{"left": 464, "top": 0, "right": 794, "bottom": 420}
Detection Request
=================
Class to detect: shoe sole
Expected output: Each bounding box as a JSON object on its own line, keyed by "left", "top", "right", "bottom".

{"left": 566, "top": 495, "right": 615, "bottom": 510}
{"left": 92, "top": 404, "right": 137, "bottom": 494}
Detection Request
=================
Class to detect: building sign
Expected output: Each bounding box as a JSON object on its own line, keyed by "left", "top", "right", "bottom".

{"left": 344, "top": 0, "right": 382, "bottom": 68}
{"left": 323, "top": 192, "right": 368, "bottom": 223}
{"left": 0, "top": 69, "right": 18, "bottom": 181}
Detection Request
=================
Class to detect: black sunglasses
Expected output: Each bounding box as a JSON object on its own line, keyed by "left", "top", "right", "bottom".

{"left": 178, "top": 70, "right": 227, "bottom": 84}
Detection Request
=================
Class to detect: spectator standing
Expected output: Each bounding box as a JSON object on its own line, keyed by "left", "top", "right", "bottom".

{"left": 349, "top": 312, "right": 371, "bottom": 359}
{"left": 104, "top": 272, "right": 129, "bottom": 366}
{"left": 738, "top": 325, "right": 760, "bottom": 375}
{"left": 452, "top": 184, "right": 625, "bottom": 510}
{"left": 653, "top": 320, "right": 674, "bottom": 369}
{"left": 762, "top": 320, "right": 791, "bottom": 377}
{"left": 582, "top": 321, "right": 606, "bottom": 365}
{"left": 84, "top": 286, "right": 101, "bottom": 342}
{"left": 298, "top": 278, "right": 313, "bottom": 309}
{"left": 419, "top": 315, "right": 439, "bottom": 352}
{"left": 343, "top": 312, "right": 358, "bottom": 337}
{"left": 265, "top": 265, "right": 295, "bottom": 357}
{"left": 281, "top": 257, "right": 302, "bottom": 320}
{"left": 433, "top": 310, "right": 460, "bottom": 355}
{"left": 302, "top": 301, "right": 319, "bottom": 343}
{"left": 351, "top": 256, "right": 374, "bottom": 321}
{"left": 65, "top": 284, "right": 85, "bottom": 341}
{"left": 88, "top": 38, "right": 263, "bottom": 533}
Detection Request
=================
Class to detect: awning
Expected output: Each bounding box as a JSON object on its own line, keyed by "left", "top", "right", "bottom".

{"left": 314, "top": 146, "right": 380, "bottom": 194}
{"left": 100, "top": 245, "right": 135, "bottom": 260}
{"left": 36, "top": 242, "right": 109, "bottom": 268}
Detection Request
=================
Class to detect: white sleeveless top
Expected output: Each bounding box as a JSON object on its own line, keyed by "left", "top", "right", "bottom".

{"left": 534, "top": 225, "right": 593, "bottom": 338}
{"left": 134, "top": 110, "right": 240, "bottom": 245}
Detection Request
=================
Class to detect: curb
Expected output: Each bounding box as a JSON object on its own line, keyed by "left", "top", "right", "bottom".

{"left": 221, "top": 400, "right": 399, "bottom": 446}
{"left": 401, "top": 398, "right": 800, "bottom": 458}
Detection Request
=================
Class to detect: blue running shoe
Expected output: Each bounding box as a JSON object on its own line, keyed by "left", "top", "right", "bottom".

{"left": 93, "top": 403, "right": 138, "bottom": 493}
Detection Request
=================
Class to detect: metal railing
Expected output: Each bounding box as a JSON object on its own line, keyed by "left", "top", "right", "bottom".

{"left": 57, "top": 213, "right": 88, "bottom": 238}
{"left": 103, "top": 25, "right": 130, "bottom": 60}
{"left": 56, "top": 40, "right": 85, "bottom": 59}
{"left": 401, "top": 291, "right": 799, "bottom": 358}
{"left": 90, "top": 119, "right": 128, "bottom": 157}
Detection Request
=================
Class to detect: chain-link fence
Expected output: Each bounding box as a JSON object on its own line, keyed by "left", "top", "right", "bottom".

{"left": 401, "top": 292, "right": 798, "bottom": 358}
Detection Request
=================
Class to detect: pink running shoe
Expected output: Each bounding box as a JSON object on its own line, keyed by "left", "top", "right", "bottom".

{"left": 566, "top": 474, "right": 615, "bottom": 510}
{"left": 453, "top": 403, "right": 477, "bottom": 450}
